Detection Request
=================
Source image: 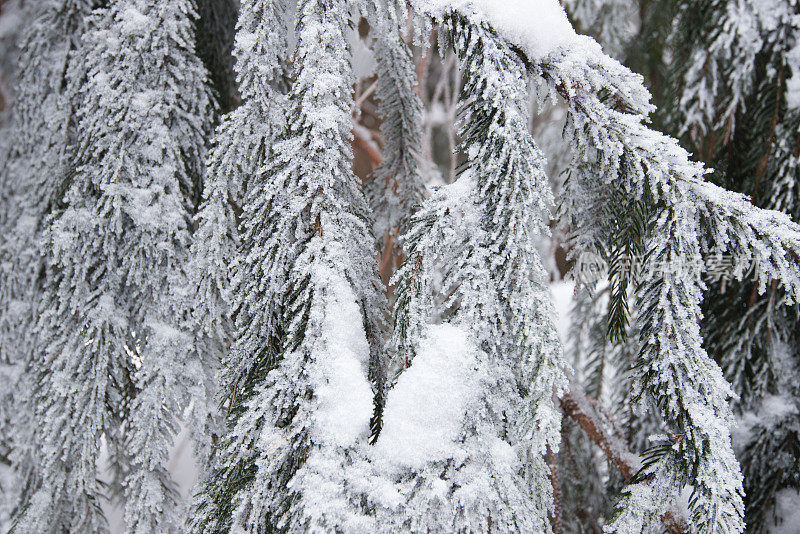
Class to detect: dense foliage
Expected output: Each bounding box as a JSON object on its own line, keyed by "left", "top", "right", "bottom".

{"left": 1, "top": 0, "right": 799, "bottom": 532}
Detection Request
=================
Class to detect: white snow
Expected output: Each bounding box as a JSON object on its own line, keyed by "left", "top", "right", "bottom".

{"left": 550, "top": 281, "right": 575, "bottom": 342}
{"left": 734, "top": 392, "right": 799, "bottom": 445}
{"left": 416, "top": 0, "right": 578, "bottom": 59}
{"left": 312, "top": 271, "right": 375, "bottom": 448}
{"left": 235, "top": 31, "right": 259, "bottom": 54}
{"left": 375, "top": 324, "right": 483, "bottom": 469}
{"left": 769, "top": 489, "right": 800, "bottom": 534}
{"left": 348, "top": 28, "right": 377, "bottom": 80}
{"left": 760, "top": 394, "right": 799, "bottom": 421}
{"left": 99, "top": 428, "right": 198, "bottom": 534}
{"left": 118, "top": 7, "right": 150, "bottom": 34}
{"left": 786, "top": 39, "right": 800, "bottom": 110}
{"left": 0, "top": 4, "right": 22, "bottom": 38}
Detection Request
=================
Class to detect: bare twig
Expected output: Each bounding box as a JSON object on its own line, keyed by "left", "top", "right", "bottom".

{"left": 560, "top": 389, "right": 687, "bottom": 534}
{"left": 547, "top": 446, "right": 562, "bottom": 534}
{"left": 353, "top": 126, "right": 383, "bottom": 168}
{"left": 354, "top": 79, "right": 379, "bottom": 111}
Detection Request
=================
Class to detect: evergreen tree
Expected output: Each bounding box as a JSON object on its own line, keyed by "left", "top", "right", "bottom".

{"left": 564, "top": 0, "right": 637, "bottom": 59}
{"left": 13, "top": 0, "right": 213, "bottom": 531}
{"left": 186, "top": 133, "right": 239, "bottom": 471}
{"left": 0, "top": 0, "right": 29, "bottom": 116}
{"left": 0, "top": 0, "right": 97, "bottom": 367}
{"left": 186, "top": 0, "right": 288, "bottom": 473}
{"left": 189, "top": 0, "right": 291, "bottom": 531}
{"left": 564, "top": 0, "right": 677, "bottom": 117}
{"left": 557, "top": 193, "right": 664, "bottom": 532}
{"left": 375, "top": 3, "right": 798, "bottom": 531}
{"left": 0, "top": 0, "right": 31, "bottom": 522}
{"left": 360, "top": 0, "right": 426, "bottom": 421}
{"left": 364, "top": 5, "right": 426, "bottom": 255}
{"left": 532, "top": 16, "right": 800, "bottom": 534}
{"left": 3, "top": 0, "right": 800, "bottom": 532}
{"left": 553, "top": 0, "right": 800, "bottom": 530}
{"left": 558, "top": 283, "right": 648, "bottom": 534}
{"left": 0, "top": 0, "right": 101, "bottom": 225}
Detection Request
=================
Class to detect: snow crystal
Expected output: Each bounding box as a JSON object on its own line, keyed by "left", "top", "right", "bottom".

{"left": 375, "top": 324, "right": 483, "bottom": 469}
{"left": 312, "top": 271, "right": 374, "bottom": 448}
{"left": 416, "top": 0, "right": 577, "bottom": 59}
{"left": 118, "top": 7, "right": 150, "bottom": 34}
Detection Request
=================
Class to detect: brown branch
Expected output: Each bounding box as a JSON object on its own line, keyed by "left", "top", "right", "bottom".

{"left": 353, "top": 127, "right": 384, "bottom": 168}
{"left": 561, "top": 389, "right": 687, "bottom": 534}
{"left": 547, "top": 446, "right": 562, "bottom": 534}
{"left": 560, "top": 390, "right": 635, "bottom": 480}
{"left": 379, "top": 232, "right": 396, "bottom": 286}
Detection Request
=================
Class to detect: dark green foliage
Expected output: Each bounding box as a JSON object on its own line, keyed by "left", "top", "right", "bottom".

{"left": 623, "top": 0, "right": 676, "bottom": 126}
{"left": 195, "top": 0, "right": 239, "bottom": 114}
{"left": 604, "top": 188, "right": 652, "bottom": 344}
{"left": 740, "top": 409, "right": 800, "bottom": 533}
{"left": 191, "top": 337, "right": 282, "bottom": 534}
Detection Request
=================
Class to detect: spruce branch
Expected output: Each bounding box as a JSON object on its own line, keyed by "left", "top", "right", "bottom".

{"left": 524, "top": 31, "right": 800, "bottom": 533}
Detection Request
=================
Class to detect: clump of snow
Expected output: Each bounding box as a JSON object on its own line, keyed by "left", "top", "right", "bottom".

{"left": 488, "top": 437, "right": 517, "bottom": 466}
{"left": 118, "top": 6, "right": 150, "bottom": 34}
{"left": 416, "top": 0, "right": 577, "bottom": 59}
{"left": 312, "top": 271, "right": 374, "bottom": 448}
{"left": 769, "top": 489, "right": 800, "bottom": 534}
{"left": 375, "top": 324, "right": 483, "bottom": 469}
{"left": 550, "top": 281, "right": 575, "bottom": 342}
{"left": 235, "top": 30, "right": 258, "bottom": 54}
{"left": 786, "top": 39, "right": 800, "bottom": 110}
{"left": 734, "top": 390, "right": 798, "bottom": 445}
{"left": 347, "top": 28, "right": 377, "bottom": 80}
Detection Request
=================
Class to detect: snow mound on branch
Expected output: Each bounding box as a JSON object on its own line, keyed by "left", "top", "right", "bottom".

{"left": 416, "top": 0, "right": 577, "bottom": 59}
{"left": 312, "top": 271, "right": 374, "bottom": 448}
{"left": 375, "top": 324, "right": 483, "bottom": 469}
